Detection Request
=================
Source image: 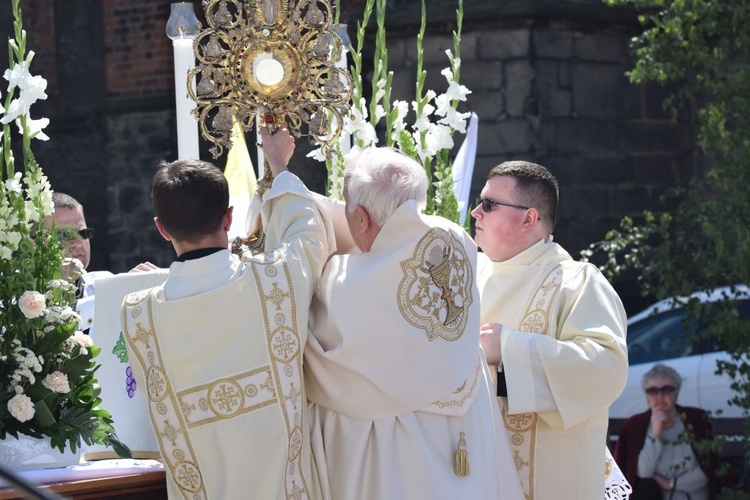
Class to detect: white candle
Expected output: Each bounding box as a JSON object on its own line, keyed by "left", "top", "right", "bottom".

{"left": 172, "top": 38, "right": 200, "bottom": 160}
{"left": 335, "top": 28, "right": 351, "bottom": 155}
{"left": 255, "top": 115, "right": 265, "bottom": 180}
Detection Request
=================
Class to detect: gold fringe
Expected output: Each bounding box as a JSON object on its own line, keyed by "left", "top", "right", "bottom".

{"left": 454, "top": 431, "right": 470, "bottom": 476}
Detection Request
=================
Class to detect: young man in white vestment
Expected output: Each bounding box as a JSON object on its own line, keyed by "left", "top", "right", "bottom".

{"left": 472, "top": 161, "right": 629, "bottom": 500}
{"left": 121, "top": 128, "right": 332, "bottom": 499}
{"left": 304, "top": 147, "right": 524, "bottom": 500}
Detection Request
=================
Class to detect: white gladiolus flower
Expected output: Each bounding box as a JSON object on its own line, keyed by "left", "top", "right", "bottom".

{"left": 0, "top": 245, "right": 12, "bottom": 260}
{"left": 306, "top": 148, "right": 327, "bottom": 162}
{"left": 345, "top": 102, "right": 379, "bottom": 148}
{"left": 413, "top": 101, "right": 436, "bottom": 134}
{"left": 4, "top": 172, "right": 22, "bottom": 193}
{"left": 374, "top": 104, "right": 385, "bottom": 122}
{"left": 42, "top": 371, "right": 71, "bottom": 394}
{"left": 18, "top": 290, "right": 46, "bottom": 319}
{"left": 1, "top": 57, "right": 48, "bottom": 125}
{"left": 15, "top": 115, "right": 50, "bottom": 141}
{"left": 391, "top": 100, "right": 409, "bottom": 134}
{"left": 8, "top": 393, "right": 35, "bottom": 423}
{"left": 438, "top": 107, "right": 472, "bottom": 134}
{"left": 425, "top": 123, "right": 454, "bottom": 153}
{"left": 3, "top": 231, "right": 22, "bottom": 250}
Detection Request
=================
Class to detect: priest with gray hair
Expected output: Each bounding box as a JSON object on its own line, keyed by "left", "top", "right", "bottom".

{"left": 305, "top": 146, "right": 523, "bottom": 500}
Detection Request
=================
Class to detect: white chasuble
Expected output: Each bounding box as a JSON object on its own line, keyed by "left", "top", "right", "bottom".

{"left": 124, "top": 253, "right": 320, "bottom": 500}
{"left": 123, "top": 172, "right": 330, "bottom": 500}
{"left": 306, "top": 201, "right": 524, "bottom": 500}
{"left": 478, "top": 240, "right": 628, "bottom": 500}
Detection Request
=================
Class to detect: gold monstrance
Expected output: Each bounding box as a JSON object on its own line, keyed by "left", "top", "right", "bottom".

{"left": 188, "top": 0, "right": 353, "bottom": 191}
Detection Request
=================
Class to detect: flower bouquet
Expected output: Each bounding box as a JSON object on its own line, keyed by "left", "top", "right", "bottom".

{"left": 0, "top": 0, "right": 129, "bottom": 459}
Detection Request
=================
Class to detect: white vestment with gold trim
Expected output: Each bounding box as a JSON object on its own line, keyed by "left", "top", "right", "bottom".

{"left": 305, "top": 201, "right": 524, "bottom": 500}
{"left": 478, "top": 239, "right": 628, "bottom": 500}
{"left": 122, "top": 173, "right": 332, "bottom": 500}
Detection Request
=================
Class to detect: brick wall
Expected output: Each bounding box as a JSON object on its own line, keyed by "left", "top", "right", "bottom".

{"left": 103, "top": 0, "right": 175, "bottom": 97}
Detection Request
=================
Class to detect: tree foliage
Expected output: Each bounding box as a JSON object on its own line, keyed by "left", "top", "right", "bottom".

{"left": 588, "top": 0, "right": 750, "bottom": 490}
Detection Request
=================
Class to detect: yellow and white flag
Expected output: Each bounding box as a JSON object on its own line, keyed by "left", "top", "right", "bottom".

{"left": 224, "top": 119, "right": 257, "bottom": 239}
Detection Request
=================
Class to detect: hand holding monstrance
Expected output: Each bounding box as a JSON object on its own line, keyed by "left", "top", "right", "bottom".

{"left": 187, "top": 0, "right": 352, "bottom": 252}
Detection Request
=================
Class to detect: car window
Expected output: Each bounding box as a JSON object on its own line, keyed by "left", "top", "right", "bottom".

{"left": 628, "top": 298, "right": 750, "bottom": 365}
{"left": 694, "top": 299, "right": 750, "bottom": 353}
{"left": 627, "top": 309, "right": 696, "bottom": 365}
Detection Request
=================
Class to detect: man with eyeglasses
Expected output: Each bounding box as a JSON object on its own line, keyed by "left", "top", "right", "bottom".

{"left": 471, "top": 160, "right": 629, "bottom": 500}
{"left": 43, "top": 192, "right": 112, "bottom": 334}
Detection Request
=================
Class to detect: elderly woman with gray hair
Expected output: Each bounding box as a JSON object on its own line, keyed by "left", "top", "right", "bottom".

{"left": 614, "top": 363, "right": 716, "bottom": 500}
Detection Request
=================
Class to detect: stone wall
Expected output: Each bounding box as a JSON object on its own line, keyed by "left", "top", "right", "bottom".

{"left": 0, "top": 0, "right": 698, "bottom": 313}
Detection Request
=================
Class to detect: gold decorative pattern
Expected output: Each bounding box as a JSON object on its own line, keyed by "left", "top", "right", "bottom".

{"left": 123, "top": 288, "right": 207, "bottom": 500}
{"left": 177, "top": 366, "right": 277, "bottom": 427}
{"left": 430, "top": 359, "right": 482, "bottom": 410}
{"left": 500, "top": 264, "right": 564, "bottom": 500}
{"left": 398, "top": 228, "right": 474, "bottom": 342}
{"left": 266, "top": 282, "right": 290, "bottom": 311}
{"left": 250, "top": 249, "right": 312, "bottom": 499}
{"left": 188, "top": 0, "right": 353, "bottom": 159}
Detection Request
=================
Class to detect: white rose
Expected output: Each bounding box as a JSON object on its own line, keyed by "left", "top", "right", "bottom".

{"left": 72, "top": 331, "right": 94, "bottom": 348}
{"left": 42, "top": 371, "right": 71, "bottom": 394}
{"left": 18, "top": 290, "right": 45, "bottom": 319}
{"left": 8, "top": 393, "right": 35, "bottom": 423}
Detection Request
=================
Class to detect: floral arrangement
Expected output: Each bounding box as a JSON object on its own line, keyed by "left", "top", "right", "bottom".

{"left": 0, "top": 0, "right": 128, "bottom": 456}
{"left": 312, "top": 0, "right": 471, "bottom": 224}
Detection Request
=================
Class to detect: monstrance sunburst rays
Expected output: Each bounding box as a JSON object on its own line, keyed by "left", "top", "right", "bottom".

{"left": 188, "top": 0, "right": 353, "bottom": 189}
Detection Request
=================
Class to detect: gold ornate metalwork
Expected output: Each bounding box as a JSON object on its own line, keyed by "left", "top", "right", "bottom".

{"left": 188, "top": 0, "right": 353, "bottom": 168}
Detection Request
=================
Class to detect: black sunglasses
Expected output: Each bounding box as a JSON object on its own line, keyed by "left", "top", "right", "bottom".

{"left": 57, "top": 228, "right": 94, "bottom": 241}
{"left": 644, "top": 385, "right": 677, "bottom": 396}
{"left": 476, "top": 197, "right": 540, "bottom": 220}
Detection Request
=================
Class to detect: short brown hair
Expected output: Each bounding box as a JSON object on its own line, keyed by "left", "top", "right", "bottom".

{"left": 489, "top": 161, "right": 559, "bottom": 231}
{"left": 151, "top": 159, "right": 229, "bottom": 243}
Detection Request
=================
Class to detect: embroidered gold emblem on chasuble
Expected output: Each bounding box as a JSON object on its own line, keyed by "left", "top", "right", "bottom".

{"left": 501, "top": 264, "right": 563, "bottom": 500}
{"left": 398, "top": 228, "right": 474, "bottom": 342}
{"left": 123, "top": 250, "right": 312, "bottom": 500}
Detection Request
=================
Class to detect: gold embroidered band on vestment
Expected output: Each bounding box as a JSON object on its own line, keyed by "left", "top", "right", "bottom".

{"left": 123, "top": 288, "right": 207, "bottom": 500}
{"left": 501, "top": 264, "right": 563, "bottom": 500}
{"left": 249, "top": 249, "right": 311, "bottom": 500}
{"left": 177, "top": 366, "right": 276, "bottom": 428}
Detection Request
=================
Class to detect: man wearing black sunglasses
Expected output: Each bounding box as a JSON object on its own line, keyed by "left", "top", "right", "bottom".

{"left": 43, "top": 192, "right": 112, "bottom": 334}
{"left": 471, "top": 160, "right": 629, "bottom": 500}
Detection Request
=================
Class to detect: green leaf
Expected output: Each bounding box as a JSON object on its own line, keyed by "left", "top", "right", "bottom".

{"left": 33, "top": 400, "right": 56, "bottom": 428}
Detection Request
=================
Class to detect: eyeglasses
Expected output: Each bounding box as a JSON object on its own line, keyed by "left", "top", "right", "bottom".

{"left": 476, "top": 197, "right": 540, "bottom": 221}
{"left": 57, "top": 228, "right": 94, "bottom": 242}
{"left": 644, "top": 385, "right": 677, "bottom": 396}
{"left": 476, "top": 197, "right": 530, "bottom": 213}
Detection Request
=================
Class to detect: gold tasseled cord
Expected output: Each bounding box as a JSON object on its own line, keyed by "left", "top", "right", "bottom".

{"left": 454, "top": 431, "right": 470, "bottom": 476}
